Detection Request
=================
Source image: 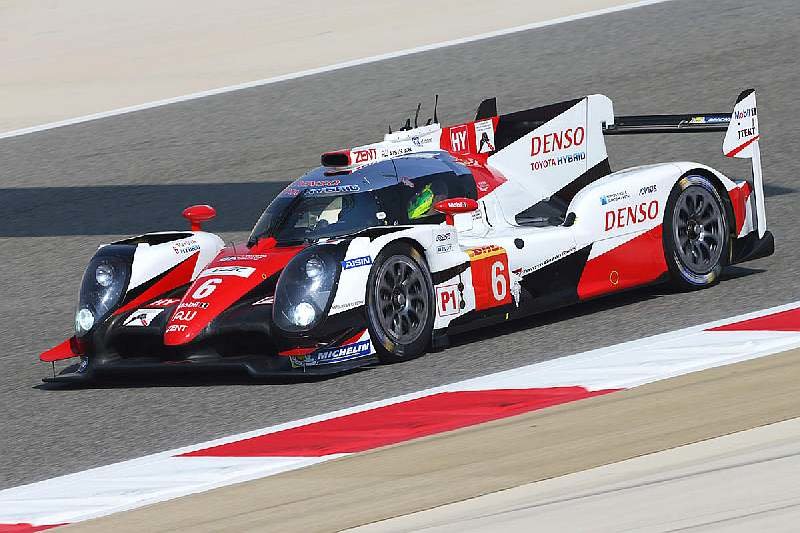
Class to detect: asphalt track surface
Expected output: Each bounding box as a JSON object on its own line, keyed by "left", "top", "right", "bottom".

{"left": 1, "top": 0, "right": 798, "bottom": 490}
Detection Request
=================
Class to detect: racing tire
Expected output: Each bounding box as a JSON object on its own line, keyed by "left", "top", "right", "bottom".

{"left": 663, "top": 174, "right": 730, "bottom": 290}
{"left": 366, "top": 242, "right": 435, "bottom": 363}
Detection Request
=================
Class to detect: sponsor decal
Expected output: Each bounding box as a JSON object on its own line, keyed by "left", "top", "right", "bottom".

{"left": 475, "top": 120, "right": 496, "bottom": 153}
{"left": 531, "top": 127, "right": 585, "bottom": 156}
{"left": 252, "top": 295, "right": 275, "bottom": 306}
{"left": 734, "top": 107, "right": 757, "bottom": 120}
{"left": 380, "top": 146, "right": 413, "bottom": 158}
{"left": 331, "top": 300, "right": 364, "bottom": 312}
{"left": 305, "top": 184, "right": 360, "bottom": 195}
{"left": 604, "top": 200, "right": 660, "bottom": 231}
{"left": 639, "top": 184, "right": 657, "bottom": 196}
{"left": 450, "top": 125, "right": 469, "bottom": 154}
{"left": 529, "top": 126, "right": 586, "bottom": 172}
{"left": 123, "top": 308, "right": 164, "bottom": 327}
{"left": 198, "top": 266, "right": 255, "bottom": 278}
{"left": 528, "top": 246, "right": 577, "bottom": 273}
{"left": 466, "top": 244, "right": 505, "bottom": 261}
{"left": 291, "top": 339, "right": 372, "bottom": 367}
{"left": 690, "top": 115, "right": 730, "bottom": 124}
{"left": 166, "top": 324, "right": 188, "bottom": 333}
{"left": 531, "top": 151, "right": 586, "bottom": 172}
{"left": 171, "top": 310, "right": 197, "bottom": 322}
{"left": 219, "top": 254, "right": 268, "bottom": 262}
{"left": 149, "top": 298, "right": 180, "bottom": 307}
{"left": 435, "top": 232, "right": 452, "bottom": 242}
{"left": 738, "top": 125, "right": 757, "bottom": 140}
{"left": 477, "top": 181, "right": 489, "bottom": 192}
{"left": 296, "top": 179, "right": 341, "bottom": 187}
{"left": 342, "top": 256, "right": 372, "bottom": 269}
{"left": 436, "top": 244, "right": 453, "bottom": 254}
{"left": 172, "top": 238, "right": 200, "bottom": 255}
{"left": 353, "top": 148, "right": 377, "bottom": 164}
{"left": 436, "top": 285, "right": 461, "bottom": 317}
{"left": 412, "top": 135, "right": 434, "bottom": 147}
{"left": 600, "top": 191, "right": 630, "bottom": 205}
{"left": 178, "top": 301, "right": 209, "bottom": 309}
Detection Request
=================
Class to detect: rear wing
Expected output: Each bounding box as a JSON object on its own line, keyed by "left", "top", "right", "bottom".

{"left": 603, "top": 113, "right": 731, "bottom": 134}
{"left": 604, "top": 90, "right": 765, "bottom": 237}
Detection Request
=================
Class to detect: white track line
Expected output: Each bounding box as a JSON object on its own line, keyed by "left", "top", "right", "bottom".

{"left": 0, "top": 0, "right": 675, "bottom": 141}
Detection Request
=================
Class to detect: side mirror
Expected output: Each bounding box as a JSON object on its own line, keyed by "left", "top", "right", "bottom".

{"left": 182, "top": 204, "right": 216, "bottom": 231}
{"left": 434, "top": 198, "right": 478, "bottom": 226}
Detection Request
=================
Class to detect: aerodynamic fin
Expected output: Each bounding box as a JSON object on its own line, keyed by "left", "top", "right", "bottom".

{"left": 475, "top": 98, "right": 498, "bottom": 121}
{"left": 724, "top": 89, "right": 765, "bottom": 237}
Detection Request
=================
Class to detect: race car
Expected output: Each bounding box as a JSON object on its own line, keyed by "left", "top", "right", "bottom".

{"left": 40, "top": 90, "right": 773, "bottom": 383}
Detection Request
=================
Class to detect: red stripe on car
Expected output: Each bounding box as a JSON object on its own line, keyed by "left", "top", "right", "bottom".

{"left": 578, "top": 225, "right": 667, "bottom": 300}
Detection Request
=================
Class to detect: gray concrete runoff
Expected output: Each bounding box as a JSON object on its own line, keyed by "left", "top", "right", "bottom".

{"left": 351, "top": 417, "right": 800, "bottom": 533}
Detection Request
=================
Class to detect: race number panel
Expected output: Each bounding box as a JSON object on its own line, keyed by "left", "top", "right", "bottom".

{"left": 467, "top": 245, "right": 512, "bottom": 311}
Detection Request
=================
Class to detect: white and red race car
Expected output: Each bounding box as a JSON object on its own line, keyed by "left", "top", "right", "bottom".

{"left": 41, "top": 90, "right": 772, "bottom": 382}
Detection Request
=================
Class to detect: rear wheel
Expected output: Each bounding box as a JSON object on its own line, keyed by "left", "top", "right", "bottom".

{"left": 366, "top": 242, "right": 434, "bottom": 363}
{"left": 663, "top": 175, "right": 729, "bottom": 289}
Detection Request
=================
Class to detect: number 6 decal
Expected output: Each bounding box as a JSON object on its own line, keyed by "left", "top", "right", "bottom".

{"left": 467, "top": 245, "right": 512, "bottom": 311}
{"left": 192, "top": 277, "right": 222, "bottom": 299}
{"left": 491, "top": 261, "right": 507, "bottom": 301}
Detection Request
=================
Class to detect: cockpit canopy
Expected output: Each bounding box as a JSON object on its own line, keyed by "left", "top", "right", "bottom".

{"left": 248, "top": 152, "right": 477, "bottom": 245}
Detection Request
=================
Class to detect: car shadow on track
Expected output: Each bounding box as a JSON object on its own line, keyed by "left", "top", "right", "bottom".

{"left": 0, "top": 182, "right": 290, "bottom": 237}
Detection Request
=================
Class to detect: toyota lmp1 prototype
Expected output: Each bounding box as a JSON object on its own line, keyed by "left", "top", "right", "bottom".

{"left": 41, "top": 90, "right": 773, "bottom": 383}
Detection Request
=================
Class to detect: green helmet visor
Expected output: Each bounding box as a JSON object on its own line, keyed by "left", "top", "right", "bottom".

{"left": 408, "top": 184, "right": 434, "bottom": 220}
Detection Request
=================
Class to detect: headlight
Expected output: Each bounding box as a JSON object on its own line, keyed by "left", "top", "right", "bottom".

{"left": 305, "top": 257, "right": 325, "bottom": 279}
{"left": 75, "top": 308, "right": 95, "bottom": 334}
{"left": 273, "top": 248, "right": 339, "bottom": 332}
{"left": 95, "top": 264, "right": 114, "bottom": 287}
{"left": 76, "top": 251, "right": 131, "bottom": 337}
{"left": 290, "top": 302, "right": 317, "bottom": 327}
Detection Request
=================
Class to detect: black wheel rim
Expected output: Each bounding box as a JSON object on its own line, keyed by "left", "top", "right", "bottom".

{"left": 672, "top": 186, "right": 724, "bottom": 275}
{"left": 373, "top": 256, "right": 429, "bottom": 344}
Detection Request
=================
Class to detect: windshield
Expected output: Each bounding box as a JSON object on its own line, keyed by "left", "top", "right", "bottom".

{"left": 249, "top": 190, "right": 385, "bottom": 245}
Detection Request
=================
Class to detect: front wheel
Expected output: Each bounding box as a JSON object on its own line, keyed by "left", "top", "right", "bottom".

{"left": 366, "top": 242, "right": 434, "bottom": 363}
{"left": 663, "top": 174, "right": 729, "bottom": 290}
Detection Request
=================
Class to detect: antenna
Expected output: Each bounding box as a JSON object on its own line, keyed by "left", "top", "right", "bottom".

{"left": 388, "top": 123, "right": 392, "bottom": 134}
{"left": 433, "top": 94, "right": 439, "bottom": 124}
{"left": 402, "top": 118, "right": 411, "bottom": 131}
{"left": 414, "top": 103, "right": 421, "bottom": 128}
